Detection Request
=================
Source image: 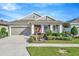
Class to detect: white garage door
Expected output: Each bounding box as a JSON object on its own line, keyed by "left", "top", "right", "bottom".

{"left": 11, "top": 27, "right": 31, "bottom": 36}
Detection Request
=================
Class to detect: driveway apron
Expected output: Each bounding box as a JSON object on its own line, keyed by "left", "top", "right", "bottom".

{"left": 0, "top": 35, "right": 29, "bottom": 56}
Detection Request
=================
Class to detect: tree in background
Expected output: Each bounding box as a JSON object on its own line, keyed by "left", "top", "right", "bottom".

{"left": 71, "top": 26, "right": 78, "bottom": 36}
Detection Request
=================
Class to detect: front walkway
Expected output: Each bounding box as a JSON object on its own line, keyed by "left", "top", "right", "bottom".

{"left": 0, "top": 35, "right": 29, "bottom": 56}
{"left": 28, "top": 43, "right": 79, "bottom": 47}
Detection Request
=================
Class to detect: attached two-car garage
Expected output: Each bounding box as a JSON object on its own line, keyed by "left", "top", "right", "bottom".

{"left": 11, "top": 27, "right": 31, "bottom": 36}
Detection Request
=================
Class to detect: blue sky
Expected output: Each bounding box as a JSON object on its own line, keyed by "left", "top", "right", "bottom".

{"left": 0, "top": 3, "right": 79, "bottom": 21}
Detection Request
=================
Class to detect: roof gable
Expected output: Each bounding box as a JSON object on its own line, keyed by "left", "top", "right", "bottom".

{"left": 21, "top": 13, "right": 41, "bottom": 20}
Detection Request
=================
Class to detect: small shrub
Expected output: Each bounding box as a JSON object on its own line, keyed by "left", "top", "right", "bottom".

{"left": 61, "top": 37, "right": 72, "bottom": 40}
{"left": 27, "top": 35, "right": 36, "bottom": 42}
{"left": 45, "top": 30, "right": 52, "bottom": 36}
{"left": 30, "top": 35, "right": 37, "bottom": 40}
{"left": 64, "top": 31, "right": 71, "bottom": 37}
{"left": 52, "top": 33, "right": 60, "bottom": 36}
{"left": 37, "top": 35, "right": 43, "bottom": 41}
{"left": 27, "top": 37, "right": 33, "bottom": 43}
{"left": 52, "top": 36, "right": 58, "bottom": 40}
{"left": 60, "top": 32, "right": 65, "bottom": 37}
{"left": 43, "top": 34, "right": 48, "bottom": 40}
{"left": 56, "top": 36, "right": 61, "bottom": 40}
{"left": 47, "top": 35, "right": 53, "bottom": 40}
{"left": 60, "top": 32, "right": 71, "bottom": 37}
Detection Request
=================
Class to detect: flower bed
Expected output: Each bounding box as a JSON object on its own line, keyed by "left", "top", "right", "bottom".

{"left": 47, "top": 36, "right": 72, "bottom": 40}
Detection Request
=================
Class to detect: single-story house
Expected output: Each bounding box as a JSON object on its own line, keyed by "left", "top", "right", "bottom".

{"left": 8, "top": 13, "right": 63, "bottom": 36}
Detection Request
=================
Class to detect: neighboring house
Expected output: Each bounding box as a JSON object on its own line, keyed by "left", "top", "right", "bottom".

{"left": 8, "top": 13, "right": 63, "bottom": 36}
{"left": 69, "top": 18, "right": 79, "bottom": 34}
{"left": 0, "top": 20, "right": 8, "bottom": 32}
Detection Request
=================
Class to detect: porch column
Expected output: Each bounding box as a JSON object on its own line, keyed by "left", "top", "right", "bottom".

{"left": 8, "top": 26, "right": 11, "bottom": 36}
{"left": 59, "top": 24, "right": 63, "bottom": 33}
{"left": 31, "top": 24, "right": 34, "bottom": 34}
{"left": 50, "top": 25, "right": 53, "bottom": 32}
{"left": 41, "top": 24, "right": 44, "bottom": 33}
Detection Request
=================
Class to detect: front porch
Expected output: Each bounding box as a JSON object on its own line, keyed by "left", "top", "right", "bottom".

{"left": 31, "top": 24, "right": 63, "bottom": 35}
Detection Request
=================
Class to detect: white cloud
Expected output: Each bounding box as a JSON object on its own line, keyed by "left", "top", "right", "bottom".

{"left": 2, "top": 4, "right": 16, "bottom": 11}
{"left": 0, "top": 3, "right": 20, "bottom": 11}
{"left": 0, "top": 11, "right": 24, "bottom": 21}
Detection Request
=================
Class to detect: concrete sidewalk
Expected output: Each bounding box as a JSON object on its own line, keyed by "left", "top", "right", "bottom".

{"left": 28, "top": 43, "right": 79, "bottom": 47}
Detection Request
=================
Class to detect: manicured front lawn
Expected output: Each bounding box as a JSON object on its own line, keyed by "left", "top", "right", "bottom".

{"left": 27, "top": 47, "right": 79, "bottom": 56}
{"left": 31, "top": 38, "right": 79, "bottom": 44}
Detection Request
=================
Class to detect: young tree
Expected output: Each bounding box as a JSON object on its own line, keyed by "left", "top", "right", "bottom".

{"left": 71, "top": 26, "right": 78, "bottom": 36}
{"left": 1, "top": 27, "right": 6, "bottom": 33}
{"left": 0, "top": 27, "right": 8, "bottom": 37}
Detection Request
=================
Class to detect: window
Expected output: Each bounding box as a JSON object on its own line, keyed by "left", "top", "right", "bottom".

{"left": 53, "top": 25, "right": 55, "bottom": 30}
{"left": 53, "top": 25, "right": 59, "bottom": 32}
{"left": 44, "top": 25, "right": 50, "bottom": 32}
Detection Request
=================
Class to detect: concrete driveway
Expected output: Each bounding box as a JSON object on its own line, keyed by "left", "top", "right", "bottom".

{"left": 0, "top": 35, "right": 29, "bottom": 56}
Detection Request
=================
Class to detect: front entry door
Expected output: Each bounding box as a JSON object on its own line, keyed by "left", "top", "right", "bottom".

{"left": 34, "top": 25, "right": 41, "bottom": 34}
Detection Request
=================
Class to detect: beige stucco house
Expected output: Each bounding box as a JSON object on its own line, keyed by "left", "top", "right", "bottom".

{"left": 8, "top": 13, "right": 63, "bottom": 36}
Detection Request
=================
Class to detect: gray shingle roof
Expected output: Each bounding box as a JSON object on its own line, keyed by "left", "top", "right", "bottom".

{"left": 68, "top": 18, "right": 79, "bottom": 23}
{"left": 9, "top": 13, "right": 63, "bottom": 25}
{"left": 0, "top": 20, "right": 8, "bottom": 25}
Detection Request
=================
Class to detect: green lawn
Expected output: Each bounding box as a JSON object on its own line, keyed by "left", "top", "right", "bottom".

{"left": 31, "top": 38, "right": 79, "bottom": 44}
{"left": 27, "top": 47, "right": 79, "bottom": 56}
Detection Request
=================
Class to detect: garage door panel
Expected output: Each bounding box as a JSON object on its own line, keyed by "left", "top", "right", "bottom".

{"left": 11, "top": 27, "right": 31, "bottom": 36}
{"left": 19, "top": 28, "right": 31, "bottom": 35}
